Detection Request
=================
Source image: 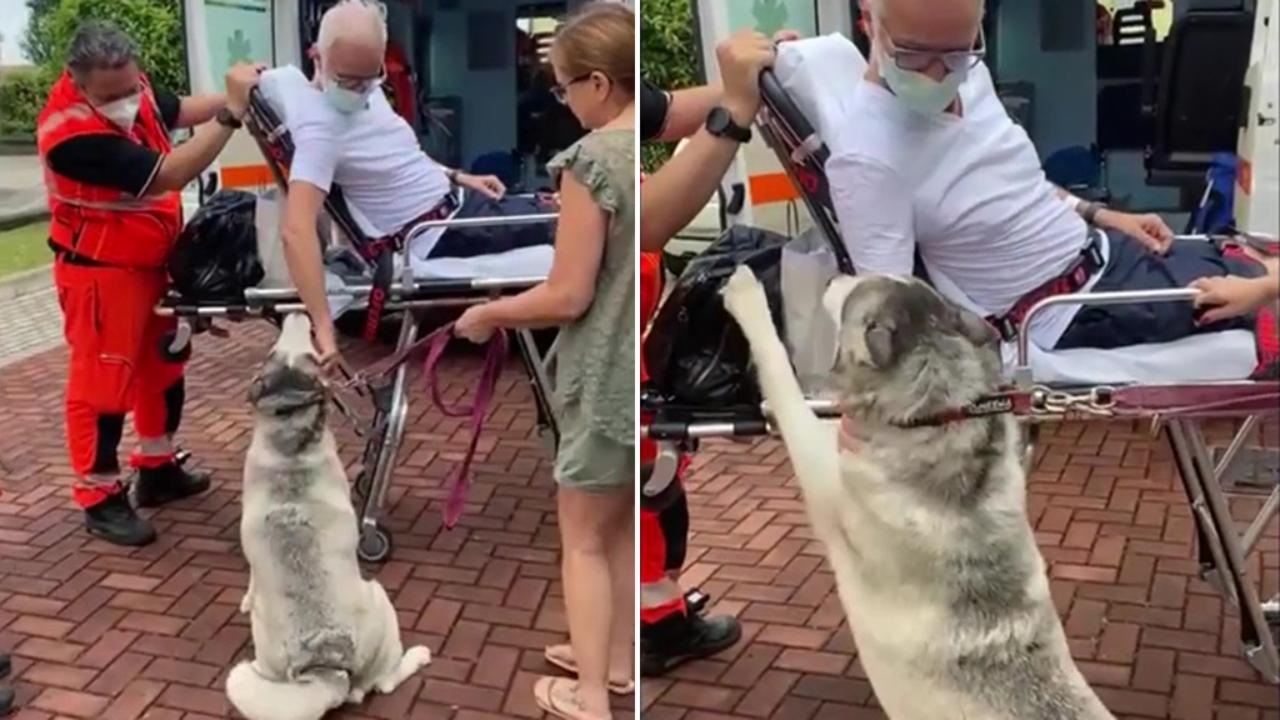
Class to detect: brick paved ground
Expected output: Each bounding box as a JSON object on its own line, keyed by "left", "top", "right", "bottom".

{"left": 0, "top": 320, "right": 634, "bottom": 720}
{"left": 641, "top": 422, "right": 1280, "bottom": 720}
{"left": 0, "top": 285, "right": 61, "bottom": 368}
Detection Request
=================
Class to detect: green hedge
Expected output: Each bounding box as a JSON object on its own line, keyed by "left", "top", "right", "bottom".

{"left": 0, "top": 67, "right": 54, "bottom": 140}
{"left": 640, "top": 0, "right": 700, "bottom": 171}
{"left": 0, "top": 0, "right": 187, "bottom": 137}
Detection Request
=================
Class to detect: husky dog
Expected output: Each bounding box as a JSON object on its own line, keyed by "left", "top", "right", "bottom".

{"left": 720, "top": 267, "right": 1114, "bottom": 720}
{"left": 227, "top": 313, "right": 430, "bottom": 720}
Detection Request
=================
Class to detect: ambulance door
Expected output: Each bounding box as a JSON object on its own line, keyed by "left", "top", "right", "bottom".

{"left": 180, "top": 0, "right": 283, "bottom": 215}
{"left": 1235, "top": 0, "right": 1278, "bottom": 236}
{"left": 691, "top": 0, "right": 852, "bottom": 237}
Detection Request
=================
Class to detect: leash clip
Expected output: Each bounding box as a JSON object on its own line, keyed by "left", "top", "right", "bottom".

{"left": 1031, "top": 385, "right": 1116, "bottom": 416}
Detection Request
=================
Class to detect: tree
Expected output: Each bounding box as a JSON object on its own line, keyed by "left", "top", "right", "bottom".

{"left": 640, "top": 0, "right": 700, "bottom": 170}
{"left": 33, "top": 0, "right": 188, "bottom": 94}
{"left": 21, "top": 0, "right": 61, "bottom": 66}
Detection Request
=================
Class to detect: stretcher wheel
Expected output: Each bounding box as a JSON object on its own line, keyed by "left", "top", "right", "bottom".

{"left": 358, "top": 522, "right": 392, "bottom": 563}
{"left": 158, "top": 332, "right": 193, "bottom": 363}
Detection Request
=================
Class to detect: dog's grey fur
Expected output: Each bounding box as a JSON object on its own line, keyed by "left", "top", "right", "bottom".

{"left": 722, "top": 268, "right": 1114, "bottom": 720}
{"left": 227, "top": 313, "right": 429, "bottom": 720}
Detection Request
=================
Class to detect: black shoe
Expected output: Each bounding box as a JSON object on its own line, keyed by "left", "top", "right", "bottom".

{"left": 84, "top": 494, "right": 156, "bottom": 547}
{"left": 640, "top": 611, "right": 743, "bottom": 677}
{"left": 0, "top": 684, "right": 13, "bottom": 716}
{"left": 133, "top": 459, "right": 212, "bottom": 509}
{"left": 0, "top": 651, "right": 9, "bottom": 678}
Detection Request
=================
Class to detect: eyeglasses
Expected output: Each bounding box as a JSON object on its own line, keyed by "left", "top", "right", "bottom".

{"left": 881, "top": 24, "right": 986, "bottom": 73}
{"left": 331, "top": 66, "right": 387, "bottom": 94}
{"left": 550, "top": 72, "right": 597, "bottom": 104}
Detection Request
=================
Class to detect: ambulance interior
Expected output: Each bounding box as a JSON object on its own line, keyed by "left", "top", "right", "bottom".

{"left": 674, "top": 0, "right": 1276, "bottom": 255}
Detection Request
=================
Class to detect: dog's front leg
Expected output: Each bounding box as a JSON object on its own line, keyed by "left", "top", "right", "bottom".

{"left": 721, "top": 266, "right": 838, "bottom": 486}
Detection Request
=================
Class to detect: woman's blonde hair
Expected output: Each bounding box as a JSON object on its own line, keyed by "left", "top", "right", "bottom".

{"left": 550, "top": 2, "right": 635, "bottom": 96}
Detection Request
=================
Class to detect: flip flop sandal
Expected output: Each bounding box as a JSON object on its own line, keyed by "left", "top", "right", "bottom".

{"left": 543, "top": 645, "right": 635, "bottom": 695}
{"left": 533, "top": 676, "right": 609, "bottom": 720}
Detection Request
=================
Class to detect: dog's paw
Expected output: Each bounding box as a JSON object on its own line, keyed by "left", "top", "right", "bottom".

{"left": 721, "top": 265, "right": 769, "bottom": 322}
{"left": 404, "top": 645, "right": 432, "bottom": 671}
{"left": 347, "top": 688, "right": 367, "bottom": 705}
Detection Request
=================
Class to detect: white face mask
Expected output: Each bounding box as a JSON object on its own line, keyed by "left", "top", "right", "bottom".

{"left": 321, "top": 76, "right": 371, "bottom": 114}
{"left": 878, "top": 48, "right": 968, "bottom": 116}
{"left": 97, "top": 92, "right": 142, "bottom": 132}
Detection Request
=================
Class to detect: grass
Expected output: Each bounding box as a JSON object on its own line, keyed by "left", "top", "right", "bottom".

{"left": 0, "top": 221, "right": 50, "bottom": 278}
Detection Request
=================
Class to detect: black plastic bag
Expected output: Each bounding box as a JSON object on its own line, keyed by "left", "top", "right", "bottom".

{"left": 645, "top": 225, "right": 787, "bottom": 408}
{"left": 168, "top": 190, "right": 264, "bottom": 302}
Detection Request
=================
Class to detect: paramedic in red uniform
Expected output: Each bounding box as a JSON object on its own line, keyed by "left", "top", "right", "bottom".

{"left": 37, "top": 20, "right": 263, "bottom": 546}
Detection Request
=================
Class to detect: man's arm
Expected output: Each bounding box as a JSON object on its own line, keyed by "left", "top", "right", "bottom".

{"left": 640, "top": 29, "right": 777, "bottom": 252}
{"left": 827, "top": 152, "right": 916, "bottom": 276}
{"left": 654, "top": 85, "right": 722, "bottom": 142}
{"left": 280, "top": 180, "right": 336, "bottom": 355}
{"left": 175, "top": 94, "right": 228, "bottom": 129}
{"left": 640, "top": 104, "right": 750, "bottom": 252}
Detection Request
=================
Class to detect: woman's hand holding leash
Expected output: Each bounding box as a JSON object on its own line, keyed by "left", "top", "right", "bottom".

{"left": 455, "top": 305, "right": 497, "bottom": 343}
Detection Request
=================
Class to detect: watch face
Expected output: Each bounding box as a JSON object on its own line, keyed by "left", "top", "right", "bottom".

{"left": 707, "top": 107, "right": 729, "bottom": 134}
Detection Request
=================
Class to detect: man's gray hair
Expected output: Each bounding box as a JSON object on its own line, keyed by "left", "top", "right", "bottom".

{"left": 316, "top": 0, "right": 388, "bottom": 53}
{"left": 867, "top": 0, "right": 985, "bottom": 18}
{"left": 67, "top": 21, "right": 139, "bottom": 81}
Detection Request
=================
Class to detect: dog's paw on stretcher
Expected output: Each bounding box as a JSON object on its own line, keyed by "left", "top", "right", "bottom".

{"left": 228, "top": 313, "right": 430, "bottom": 720}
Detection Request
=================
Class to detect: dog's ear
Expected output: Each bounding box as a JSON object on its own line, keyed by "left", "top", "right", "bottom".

{"left": 952, "top": 306, "right": 998, "bottom": 349}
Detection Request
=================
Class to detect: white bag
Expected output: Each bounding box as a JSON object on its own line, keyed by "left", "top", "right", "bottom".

{"left": 254, "top": 190, "right": 291, "bottom": 289}
{"left": 781, "top": 227, "right": 841, "bottom": 395}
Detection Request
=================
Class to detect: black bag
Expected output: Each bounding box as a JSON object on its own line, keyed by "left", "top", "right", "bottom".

{"left": 645, "top": 225, "right": 787, "bottom": 408}
{"left": 168, "top": 190, "right": 264, "bottom": 302}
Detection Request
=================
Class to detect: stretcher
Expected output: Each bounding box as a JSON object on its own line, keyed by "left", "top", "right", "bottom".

{"left": 160, "top": 89, "right": 561, "bottom": 563}
{"left": 642, "top": 34, "right": 1280, "bottom": 682}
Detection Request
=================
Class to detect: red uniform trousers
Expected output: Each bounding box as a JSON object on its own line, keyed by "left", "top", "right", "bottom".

{"left": 55, "top": 258, "right": 186, "bottom": 509}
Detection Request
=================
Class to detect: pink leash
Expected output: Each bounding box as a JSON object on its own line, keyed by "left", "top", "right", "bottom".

{"left": 421, "top": 324, "right": 508, "bottom": 529}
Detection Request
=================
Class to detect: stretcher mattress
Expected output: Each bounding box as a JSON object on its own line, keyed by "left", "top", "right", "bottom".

{"left": 772, "top": 35, "right": 1260, "bottom": 385}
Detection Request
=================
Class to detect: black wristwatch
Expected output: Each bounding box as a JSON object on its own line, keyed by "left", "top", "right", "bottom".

{"left": 215, "top": 107, "right": 243, "bottom": 129}
{"left": 706, "top": 106, "right": 752, "bottom": 143}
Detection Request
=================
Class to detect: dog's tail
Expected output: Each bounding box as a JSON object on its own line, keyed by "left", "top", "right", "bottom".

{"left": 226, "top": 661, "right": 348, "bottom": 720}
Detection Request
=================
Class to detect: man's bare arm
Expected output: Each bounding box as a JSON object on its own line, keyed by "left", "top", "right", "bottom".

{"left": 176, "top": 94, "right": 227, "bottom": 128}
{"left": 655, "top": 85, "right": 722, "bottom": 142}
{"left": 280, "top": 181, "right": 337, "bottom": 355}
{"left": 641, "top": 121, "right": 745, "bottom": 252}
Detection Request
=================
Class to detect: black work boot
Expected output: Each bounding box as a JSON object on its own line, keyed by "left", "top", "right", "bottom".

{"left": 133, "top": 459, "right": 212, "bottom": 509}
{"left": 0, "top": 652, "right": 11, "bottom": 716}
{"left": 84, "top": 493, "right": 157, "bottom": 546}
{"left": 640, "top": 610, "right": 743, "bottom": 677}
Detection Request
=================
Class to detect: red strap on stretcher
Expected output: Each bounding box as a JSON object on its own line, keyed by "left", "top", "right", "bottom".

{"left": 421, "top": 323, "right": 508, "bottom": 529}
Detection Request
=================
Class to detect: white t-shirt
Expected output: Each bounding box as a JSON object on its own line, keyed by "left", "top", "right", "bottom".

{"left": 825, "top": 62, "right": 1094, "bottom": 349}
{"left": 259, "top": 66, "right": 451, "bottom": 237}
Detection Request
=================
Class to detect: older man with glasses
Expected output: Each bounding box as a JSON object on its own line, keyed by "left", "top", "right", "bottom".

{"left": 829, "top": 0, "right": 1265, "bottom": 353}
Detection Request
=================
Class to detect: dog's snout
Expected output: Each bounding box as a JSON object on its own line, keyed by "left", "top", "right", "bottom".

{"left": 274, "top": 312, "right": 317, "bottom": 361}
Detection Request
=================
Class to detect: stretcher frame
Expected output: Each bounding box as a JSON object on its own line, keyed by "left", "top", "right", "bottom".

{"left": 160, "top": 90, "right": 561, "bottom": 563}
{"left": 641, "top": 66, "right": 1280, "bottom": 682}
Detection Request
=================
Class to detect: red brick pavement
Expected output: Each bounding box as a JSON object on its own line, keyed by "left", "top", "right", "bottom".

{"left": 0, "top": 322, "right": 633, "bottom": 720}
{"left": 641, "top": 422, "right": 1280, "bottom": 720}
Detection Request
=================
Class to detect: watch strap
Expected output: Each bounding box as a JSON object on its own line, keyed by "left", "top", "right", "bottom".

{"left": 215, "top": 107, "right": 242, "bottom": 129}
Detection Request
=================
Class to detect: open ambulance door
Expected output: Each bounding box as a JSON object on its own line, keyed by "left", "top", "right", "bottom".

{"left": 689, "top": 0, "right": 853, "bottom": 238}
{"left": 1235, "top": 0, "right": 1278, "bottom": 237}
{"left": 179, "top": 0, "right": 298, "bottom": 217}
